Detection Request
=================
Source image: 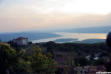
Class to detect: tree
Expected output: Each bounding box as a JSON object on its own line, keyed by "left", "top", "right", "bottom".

{"left": 46, "top": 53, "right": 57, "bottom": 74}
{"left": 0, "top": 43, "right": 17, "bottom": 74}
{"left": 16, "top": 49, "right": 32, "bottom": 73}
{"left": 94, "top": 57, "right": 106, "bottom": 65}
{"left": 105, "top": 32, "right": 111, "bottom": 71}
{"left": 30, "top": 45, "right": 57, "bottom": 74}
{"left": 75, "top": 57, "right": 89, "bottom": 66}
{"left": 106, "top": 32, "right": 111, "bottom": 48}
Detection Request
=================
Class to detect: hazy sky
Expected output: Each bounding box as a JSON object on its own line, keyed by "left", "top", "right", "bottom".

{"left": 0, "top": 0, "right": 111, "bottom": 32}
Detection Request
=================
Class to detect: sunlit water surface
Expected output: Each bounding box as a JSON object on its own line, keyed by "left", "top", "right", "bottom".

{"left": 33, "top": 32, "right": 107, "bottom": 43}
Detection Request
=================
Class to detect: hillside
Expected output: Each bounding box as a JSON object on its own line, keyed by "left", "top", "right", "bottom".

{"left": 59, "top": 26, "right": 111, "bottom": 33}
{"left": 0, "top": 32, "right": 60, "bottom": 42}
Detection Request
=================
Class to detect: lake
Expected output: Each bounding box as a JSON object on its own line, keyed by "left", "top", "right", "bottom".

{"left": 33, "top": 32, "right": 107, "bottom": 43}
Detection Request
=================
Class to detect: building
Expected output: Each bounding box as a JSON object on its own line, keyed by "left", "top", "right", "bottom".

{"left": 12, "top": 37, "right": 28, "bottom": 46}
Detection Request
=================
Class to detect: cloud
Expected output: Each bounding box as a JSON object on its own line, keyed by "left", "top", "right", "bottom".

{"left": 0, "top": 12, "right": 110, "bottom": 32}
{"left": 0, "top": 0, "right": 111, "bottom": 32}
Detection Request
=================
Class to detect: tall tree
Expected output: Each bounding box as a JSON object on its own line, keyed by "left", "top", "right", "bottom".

{"left": 30, "top": 45, "right": 57, "bottom": 74}
{"left": 0, "top": 43, "right": 17, "bottom": 74}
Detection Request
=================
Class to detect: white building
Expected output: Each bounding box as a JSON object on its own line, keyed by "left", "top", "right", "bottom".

{"left": 13, "top": 37, "right": 28, "bottom": 46}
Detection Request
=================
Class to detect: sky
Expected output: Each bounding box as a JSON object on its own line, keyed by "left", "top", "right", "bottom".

{"left": 0, "top": 0, "right": 111, "bottom": 32}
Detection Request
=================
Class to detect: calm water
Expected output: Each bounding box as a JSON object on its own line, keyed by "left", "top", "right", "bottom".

{"left": 33, "top": 32, "right": 107, "bottom": 43}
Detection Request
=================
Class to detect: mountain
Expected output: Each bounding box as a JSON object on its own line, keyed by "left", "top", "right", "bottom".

{"left": 0, "top": 32, "right": 61, "bottom": 42}
{"left": 60, "top": 26, "right": 111, "bottom": 33}
{"left": 74, "top": 39, "right": 105, "bottom": 44}
{"left": 53, "top": 38, "right": 105, "bottom": 43}
{"left": 54, "top": 38, "right": 78, "bottom": 43}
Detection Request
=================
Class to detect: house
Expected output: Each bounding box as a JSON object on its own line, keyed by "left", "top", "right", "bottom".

{"left": 12, "top": 37, "right": 28, "bottom": 46}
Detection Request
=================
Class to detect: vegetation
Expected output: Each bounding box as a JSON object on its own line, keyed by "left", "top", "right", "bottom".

{"left": 1, "top": 41, "right": 111, "bottom": 74}
{"left": 0, "top": 43, "right": 17, "bottom": 74}
{"left": 40, "top": 41, "right": 111, "bottom": 71}
{"left": 30, "top": 46, "right": 57, "bottom": 74}
{"left": 0, "top": 43, "right": 57, "bottom": 74}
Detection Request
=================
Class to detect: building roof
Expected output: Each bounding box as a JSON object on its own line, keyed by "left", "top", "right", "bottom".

{"left": 15, "top": 37, "right": 28, "bottom": 40}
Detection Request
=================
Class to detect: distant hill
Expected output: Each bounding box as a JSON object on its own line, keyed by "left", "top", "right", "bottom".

{"left": 53, "top": 38, "right": 105, "bottom": 43}
{"left": 0, "top": 32, "right": 61, "bottom": 42}
{"left": 54, "top": 38, "right": 78, "bottom": 43}
{"left": 61, "top": 26, "right": 111, "bottom": 33}
{"left": 74, "top": 39, "right": 105, "bottom": 44}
